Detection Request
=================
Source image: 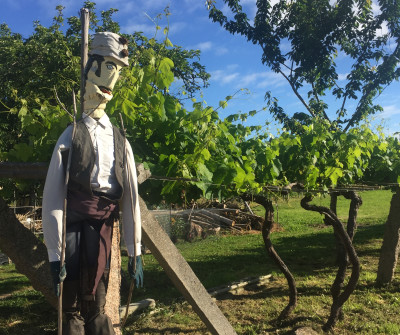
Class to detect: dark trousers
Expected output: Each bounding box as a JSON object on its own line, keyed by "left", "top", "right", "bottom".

{"left": 63, "top": 211, "right": 115, "bottom": 335}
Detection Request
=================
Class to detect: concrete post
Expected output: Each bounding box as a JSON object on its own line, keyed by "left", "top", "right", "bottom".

{"left": 139, "top": 196, "right": 237, "bottom": 335}
{"left": 377, "top": 189, "right": 400, "bottom": 285}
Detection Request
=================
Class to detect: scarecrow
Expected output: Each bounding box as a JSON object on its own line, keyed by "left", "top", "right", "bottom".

{"left": 42, "top": 32, "right": 142, "bottom": 335}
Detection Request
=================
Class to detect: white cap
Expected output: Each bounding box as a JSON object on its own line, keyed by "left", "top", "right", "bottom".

{"left": 89, "top": 32, "right": 129, "bottom": 67}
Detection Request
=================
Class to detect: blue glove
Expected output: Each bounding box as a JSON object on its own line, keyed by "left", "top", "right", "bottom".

{"left": 49, "top": 261, "right": 67, "bottom": 297}
{"left": 128, "top": 256, "right": 143, "bottom": 288}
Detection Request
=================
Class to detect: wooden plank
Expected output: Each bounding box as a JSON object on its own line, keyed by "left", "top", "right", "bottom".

{"left": 0, "top": 162, "right": 150, "bottom": 184}
{"left": 0, "top": 162, "right": 48, "bottom": 179}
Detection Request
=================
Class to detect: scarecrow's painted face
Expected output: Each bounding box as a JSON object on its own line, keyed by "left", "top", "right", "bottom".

{"left": 84, "top": 55, "right": 123, "bottom": 118}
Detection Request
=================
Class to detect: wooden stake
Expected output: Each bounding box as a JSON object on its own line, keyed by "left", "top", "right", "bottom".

{"left": 58, "top": 9, "right": 89, "bottom": 335}
{"left": 80, "top": 8, "right": 89, "bottom": 115}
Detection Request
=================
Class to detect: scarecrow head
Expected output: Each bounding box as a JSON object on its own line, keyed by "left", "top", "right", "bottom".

{"left": 84, "top": 32, "right": 129, "bottom": 119}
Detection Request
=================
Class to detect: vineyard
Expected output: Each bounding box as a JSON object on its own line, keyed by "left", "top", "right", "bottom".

{"left": 1, "top": 1, "right": 400, "bottom": 334}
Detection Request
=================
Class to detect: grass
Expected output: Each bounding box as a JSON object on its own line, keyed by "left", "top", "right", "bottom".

{"left": 1, "top": 190, "right": 399, "bottom": 334}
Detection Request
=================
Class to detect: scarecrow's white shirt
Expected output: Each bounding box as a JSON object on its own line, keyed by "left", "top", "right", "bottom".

{"left": 42, "top": 113, "right": 142, "bottom": 262}
{"left": 84, "top": 114, "right": 121, "bottom": 195}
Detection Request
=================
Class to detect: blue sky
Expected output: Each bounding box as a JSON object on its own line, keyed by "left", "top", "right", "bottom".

{"left": 1, "top": 0, "right": 400, "bottom": 134}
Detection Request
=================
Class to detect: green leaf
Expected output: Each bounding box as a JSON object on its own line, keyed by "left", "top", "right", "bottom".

{"left": 306, "top": 166, "right": 320, "bottom": 187}
{"left": 325, "top": 166, "right": 343, "bottom": 186}
{"left": 197, "top": 162, "right": 213, "bottom": 181}
{"left": 249, "top": 110, "right": 257, "bottom": 116}
{"left": 8, "top": 143, "right": 34, "bottom": 162}
{"left": 194, "top": 181, "right": 208, "bottom": 196}
{"left": 18, "top": 105, "right": 28, "bottom": 117}
{"left": 161, "top": 181, "right": 177, "bottom": 195}
{"left": 201, "top": 148, "right": 211, "bottom": 160}
{"left": 233, "top": 165, "right": 246, "bottom": 188}
{"left": 164, "top": 95, "right": 176, "bottom": 117}
{"left": 270, "top": 159, "right": 282, "bottom": 177}
{"left": 219, "top": 100, "right": 228, "bottom": 109}
{"left": 165, "top": 38, "right": 173, "bottom": 47}
{"left": 159, "top": 154, "right": 168, "bottom": 162}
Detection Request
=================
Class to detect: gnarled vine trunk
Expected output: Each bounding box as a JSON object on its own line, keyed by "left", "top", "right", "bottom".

{"left": 242, "top": 194, "right": 297, "bottom": 320}
{"left": 325, "top": 191, "right": 362, "bottom": 321}
{"left": 301, "top": 194, "right": 360, "bottom": 331}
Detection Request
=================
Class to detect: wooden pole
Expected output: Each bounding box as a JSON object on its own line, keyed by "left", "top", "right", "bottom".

{"left": 80, "top": 8, "right": 89, "bottom": 115}
{"left": 57, "top": 9, "right": 89, "bottom": 335}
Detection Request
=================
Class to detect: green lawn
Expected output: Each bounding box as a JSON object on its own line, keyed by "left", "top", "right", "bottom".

{"left": 1, "top": 190, "right": 399, "bottom": 334}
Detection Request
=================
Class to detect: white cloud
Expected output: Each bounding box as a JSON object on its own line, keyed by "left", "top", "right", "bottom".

{"left": 187, "top": 41, "right": 229, "bottom": 56}
{"left": 380, "top": 105, "right": 400, "bottom": 119}
{"left": 223, "top": 73, "right": 241, "bottom": 84}
{"left": 337, "top": 73, "right": 348, "bottom": 81}
{"left": 241, "top": 0, "right": 257, "bottom": 19}
{"left": 210, "top": 66, "right": 286, "bottom": 90}
{"left": 195, "top": 41, "right": 213, "bottom": 52}
{"left": 169, "top": 22, "right": 187, "bottom": 35}
{"left": 181, "top": 0, "right": 205, "bottom": 13}
{"left": 242, "top": 71, "right": 286, "bottom": 89}
{"left": 280, "top": 41, "right": 291, "bottom": 53}
{"left": 376, "top": 21, "right": 389, "bottom": 38}
{"left": 372, "top": 1, "right": 382, "bottom": 16}
{"left": 215, "top": 46, "right": 229, "bottom": 56}
{"left": 210, "top": 69, "right": 240, "bottom": 85}
{"left": 227, "top": 64, "right": 239, "bottom": 71}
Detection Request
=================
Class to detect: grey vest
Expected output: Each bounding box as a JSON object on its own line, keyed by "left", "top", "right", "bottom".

{"left": 67, "top": 120, "right": 125, "bottom": 200}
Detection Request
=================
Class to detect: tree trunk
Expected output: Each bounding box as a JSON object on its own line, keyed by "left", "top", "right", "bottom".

{"left": 0, "top": 196, "right": 57, "bottom": 308}
{"left": 376, "top": 188, "right": 400, "bottom": 285}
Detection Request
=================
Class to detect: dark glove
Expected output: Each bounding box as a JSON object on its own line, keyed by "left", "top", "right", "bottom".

{"left": 128, "top": 256, "right": 143, "bottom": 288}
{"left": 49, "top": 261, "right": 67, "bottom": 297}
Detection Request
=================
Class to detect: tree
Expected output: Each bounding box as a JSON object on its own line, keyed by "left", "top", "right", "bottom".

{"left": 207, "top": 0, "right": 400, "bottom": 132}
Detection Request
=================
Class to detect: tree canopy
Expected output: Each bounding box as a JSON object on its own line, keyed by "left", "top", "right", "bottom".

{"left": 208, "top": 0, "right": 400, "bottom": 132}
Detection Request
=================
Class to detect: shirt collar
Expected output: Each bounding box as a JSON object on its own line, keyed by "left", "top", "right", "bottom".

{"left": 83, "top": 113, "right": 112, "bottom": 130}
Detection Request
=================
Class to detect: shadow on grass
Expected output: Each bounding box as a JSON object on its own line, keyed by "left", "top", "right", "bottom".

{"left": 0, "top": 267, "right": 31, "bottom": 296}
{"left": 129, "top": 221, "right": 386, "bottom": 305}
{"left": 130, "top": 326, "right": 209, "bottom": 334}
{"left": 0, "top": 291, "right": 56, "bottom": 335}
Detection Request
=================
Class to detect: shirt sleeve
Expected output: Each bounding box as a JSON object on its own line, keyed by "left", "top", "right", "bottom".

{"left": 42, "top": 126, "right": 73, "bottom": 262}
{"left": 120, "top": 139, "right": 142, "bottom": 257}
